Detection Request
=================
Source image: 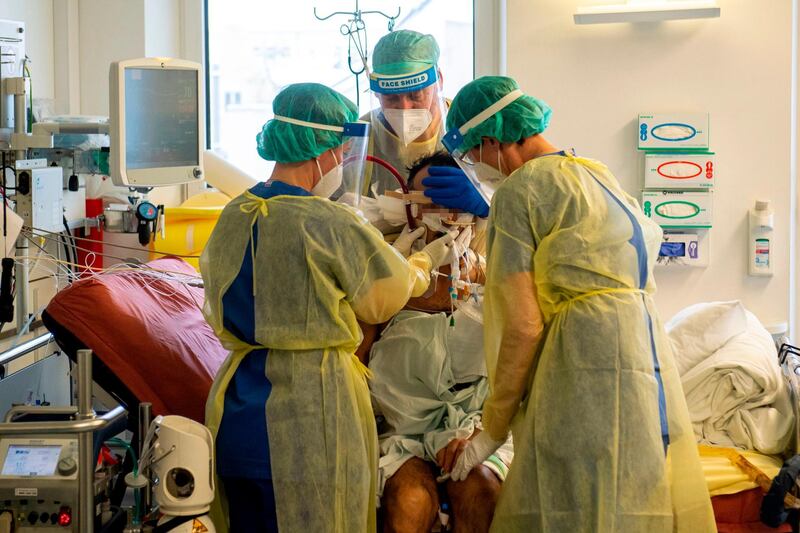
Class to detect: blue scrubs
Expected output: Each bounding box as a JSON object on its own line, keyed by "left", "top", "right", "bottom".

{"left": 216, "top": 181, "right": 311, "bottom": 532}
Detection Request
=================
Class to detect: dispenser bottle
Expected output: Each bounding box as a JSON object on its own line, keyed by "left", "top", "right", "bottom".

{"left": 748, "top": 200, "right": 774, "bottom": 276}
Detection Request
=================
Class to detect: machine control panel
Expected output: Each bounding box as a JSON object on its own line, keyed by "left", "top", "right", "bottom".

{"left": 0, "top": 439, "right": 77, "bottom": 481}
{"left": 0, "top": 438, "right": 78, "bottom": 530}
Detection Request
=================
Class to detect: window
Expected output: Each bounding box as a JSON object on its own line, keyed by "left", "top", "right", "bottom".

{"left": 207, "top": 0, "right": 474, "bottom": 178}
{"left": 224, "top": 91, "right": 242, "bottom": 109}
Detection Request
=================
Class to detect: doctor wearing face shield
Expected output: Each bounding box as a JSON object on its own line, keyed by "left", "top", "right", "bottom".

{"left": 363, "top": 29, "right": 449, "bottom": 196}
{"left": 439, "top": 77, "right": 715, "bottom": 532}
{"left": 201, "top": 83, "right": 456, "bottom": 533}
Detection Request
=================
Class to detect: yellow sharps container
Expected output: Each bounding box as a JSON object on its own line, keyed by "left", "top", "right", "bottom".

{"left": 150, "top": 191, "right": 231, "bottom": 269}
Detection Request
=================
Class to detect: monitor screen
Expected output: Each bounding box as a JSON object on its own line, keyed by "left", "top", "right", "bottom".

{"left": 2, "top": 445, "right": 62, "bottom": 476}
{"left": 124, "top": 68, "right": 199, "bottom": 170}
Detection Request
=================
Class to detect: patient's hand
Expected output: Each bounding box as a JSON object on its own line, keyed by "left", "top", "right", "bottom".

{"left": 436, "top": 438, "right": 469, "bottom": 473}
{"left": 437, "top": 430, "right": 483, "bottom": 473}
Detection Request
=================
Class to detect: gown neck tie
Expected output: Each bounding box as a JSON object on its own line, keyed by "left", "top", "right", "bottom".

{"left": 240, "top": 193, "right": 271, "bottom": 296}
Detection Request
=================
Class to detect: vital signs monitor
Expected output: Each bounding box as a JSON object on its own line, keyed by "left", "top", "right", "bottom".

{"left": 109, "top": 58, "right": 205, "bottom": 187}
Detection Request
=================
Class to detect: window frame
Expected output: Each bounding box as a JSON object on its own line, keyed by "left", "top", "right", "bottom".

{"left": 474, "top": 0, "right": 507, "bottom": 78}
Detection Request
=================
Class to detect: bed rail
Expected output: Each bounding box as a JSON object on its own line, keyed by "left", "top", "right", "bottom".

{"left": 0, "top": 332, "right": 54, "bottom": 370}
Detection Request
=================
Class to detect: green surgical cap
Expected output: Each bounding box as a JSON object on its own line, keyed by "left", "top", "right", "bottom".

{"left": 446, "top": 76, "right": 552, "bottom": 152}
{"left": 257, "top": 83, "right": 358, "bottom": 164}
{"left": 372, "top": 29, "right": 440, "bottom": 76}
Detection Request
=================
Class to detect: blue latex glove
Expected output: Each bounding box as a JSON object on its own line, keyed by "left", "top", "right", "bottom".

{"left": 421, "top": 166, "right": 490, "bottom": 218}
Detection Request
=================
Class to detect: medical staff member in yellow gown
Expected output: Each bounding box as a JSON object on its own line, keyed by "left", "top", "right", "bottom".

{"left": 428, "top": 76, "right": 716, "bottom": 532}
{"left": 363, "top": 30, "right": 449, "bottom": 196}
{"left": 201, "top": 83, "right": 456, "bottom": 533}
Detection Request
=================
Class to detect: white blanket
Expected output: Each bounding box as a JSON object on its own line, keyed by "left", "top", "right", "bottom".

{"left": 667, "top": 301, "right": 794, "bottom": 454}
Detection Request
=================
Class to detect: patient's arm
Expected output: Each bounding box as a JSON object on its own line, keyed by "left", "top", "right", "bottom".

{"left": 355, "top": 320, "right": 383, "bottom": 365}
{"left": 436, "top": 437, "right": 469, "bottom": 473}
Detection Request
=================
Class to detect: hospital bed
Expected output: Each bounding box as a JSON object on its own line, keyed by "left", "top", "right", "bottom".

{"left": 41, "top": 256, "right": 227, "bottom": 426}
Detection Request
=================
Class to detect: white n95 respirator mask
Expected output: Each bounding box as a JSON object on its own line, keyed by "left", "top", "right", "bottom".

{"left": 472, "top": 165, "right": 504, "bottom": 202}
{"left": 473, "top": 143, "right": 508, "bottom": 187}
{"left": 311, "top": 151, "right": 343, "bottom": 199}
{"left": 383, "top": 108, "right": 433, "bottom": 145}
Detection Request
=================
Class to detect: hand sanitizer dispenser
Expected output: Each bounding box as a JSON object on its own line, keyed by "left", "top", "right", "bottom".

{"left": 748, "top": 200, "right": 774, "bottom": 277}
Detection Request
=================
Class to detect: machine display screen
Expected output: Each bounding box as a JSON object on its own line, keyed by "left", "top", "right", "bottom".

{"left": 124, "top": 67, "right": 199, "bottom": 169}
{"left": 2, "top": 445, "right": 61, "bottom": 476}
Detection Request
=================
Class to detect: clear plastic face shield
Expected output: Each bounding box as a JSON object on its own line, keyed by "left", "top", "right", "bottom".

{"left": 334, "top": 121, "right": 370, "bottom": 209}
{"left": 442, "top": 89, "right": 526, "bottom": 205}
{"left": 369, "top": 65, "right": 448, "bottom": 149}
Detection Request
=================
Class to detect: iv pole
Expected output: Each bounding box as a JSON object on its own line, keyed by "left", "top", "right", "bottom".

{"left": 313, "top": 1, "right": 401, "bottom": 108}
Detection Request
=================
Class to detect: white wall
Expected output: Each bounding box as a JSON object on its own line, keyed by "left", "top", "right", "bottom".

{"left": 78, "top": 0, "right": 145, "bottom": 115}
{"left": 53, "top": 0, "right": 80, "bottom": 115}
{"left": 77, "top": 0, "right": 196, "bottom": 115}
{"left": 144, "top": 0, "right": 182, "bottom": 57}
{"left": 506, "top": 0, "right": 793, "bottom": 327}
{"left": 0, "top": 0, "right": 55, "bottom": 101}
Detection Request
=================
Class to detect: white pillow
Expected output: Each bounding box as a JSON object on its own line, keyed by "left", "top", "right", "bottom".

{"left": 665, "top": 301, "right": 748, "bottom": 376}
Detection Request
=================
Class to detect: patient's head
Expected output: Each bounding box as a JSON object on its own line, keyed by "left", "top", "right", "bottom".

{"left": 407, "top": 151, "right": 475, "bottom": 245}
{"left": 407, "top": 151, "right": 459, "bottom": 191}
{"left": 404, "top": 152, "right": 484, "bottom": 313}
